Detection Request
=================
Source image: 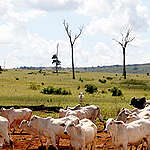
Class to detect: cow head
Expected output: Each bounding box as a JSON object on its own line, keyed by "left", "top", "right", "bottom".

{"left": 59, "top": 109, "right": 68, "bottom": 118}
{"left": 0, "top": 107, "right": 6, "bottom": 112}
{"left": 28, "top": 115, "right": 38, "bottom": 127}
{"left": 104, "top": 118, "right": 124, "bottom": 133}
{"left": 63, "top": 116, "right": 80, "bottom": 135}
{"left": 126, "top": 112, "right": 140, "bottom": 123}
{"left": 64, "top": 122, "right": 76, "bottom": 135}
{"left": 19, "top": 120, "right": 28, "bottom": 129}
{"left": 117, "top": 109, "right": 130, "bottom": 122}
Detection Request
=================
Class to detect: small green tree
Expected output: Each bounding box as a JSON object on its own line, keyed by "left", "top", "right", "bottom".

{"left": 52, "top": 43, "right": 61, "bottom": 75}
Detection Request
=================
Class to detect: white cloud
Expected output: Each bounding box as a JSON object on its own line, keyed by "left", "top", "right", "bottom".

{"left": 77, "top": 0, "right": 113, "bottom": 16}
{"left": 85, "top": 0, "right": 150, "bottom": 36}
{"left": 15, "top": 0, "right": 80, "bottom": 11}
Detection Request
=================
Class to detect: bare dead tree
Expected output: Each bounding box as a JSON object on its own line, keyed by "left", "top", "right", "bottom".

{"left": 63, "top": 20, "right": 83, "bottom": 79}
{"left": 113, "top": 27, "right": 135, "bottom": 79}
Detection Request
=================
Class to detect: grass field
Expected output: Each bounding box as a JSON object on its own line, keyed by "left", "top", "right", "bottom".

{"left": 0, "top": 69, "right": 150, "bottom": 120}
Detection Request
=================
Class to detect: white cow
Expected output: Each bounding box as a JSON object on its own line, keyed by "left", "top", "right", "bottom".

{"left": 117, "top": 106, "right": 150, "bottom": 123}
{"left": 28, "top": 115, "right": 80, "bottom": 150}
{"left": 0, "top": 107, "right": 32, "bottom": 132}
{"left": 79, "top": 92, "right": 84, "bottom": 105}
{"left": 104, "top": 118, "right": 150, "bottom": 150}
{"left": 0, "top": 116, "right": 13, "bottom": 149}
{"left": 65, "top": 104, "right": 81, "bottom": 110}
{"left": 64, "top": 118, "right": 97, "bottom": 150}
{"left": 59, "top": 105, "right": 104, "bottom": 123}
{"left": 19, "top": 120, "right": 43, "bottom": 149}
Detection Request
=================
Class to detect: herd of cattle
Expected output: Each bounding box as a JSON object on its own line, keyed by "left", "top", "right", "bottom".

{"left": 0, "top": 96, "right": 150, "bottom": 150}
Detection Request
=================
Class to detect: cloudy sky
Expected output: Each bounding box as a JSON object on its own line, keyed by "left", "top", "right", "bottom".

{"left": 0, "top": 0, "right": 150, "bottom": 68}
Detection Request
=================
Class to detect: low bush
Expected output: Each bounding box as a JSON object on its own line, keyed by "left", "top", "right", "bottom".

{"left": 77, "top": 86, "right": 80, "bottom": 90}
{"left": 85, "top": 84, "right": 98, "bottom": 94}
{"left": 99, "top": 79, "right": 106, "bottom": 83}
{"left": 110, "top": 87, "right": 123, "bottom": 96}
{"left": 41, "top": 86, "right": 71, "bottom": 95}
{"left": 79, "top": 77, "right": 83, "bottom": 82}
{"left": 106, "top": 77, "right": 113, "bottom": 80}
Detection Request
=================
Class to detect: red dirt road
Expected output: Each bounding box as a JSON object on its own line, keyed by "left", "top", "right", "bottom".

{"left": 2, "top": 130, "right": 145, "bottom": 150}
{"left": 2, "top": 130, "right": 116, "bottom": 150}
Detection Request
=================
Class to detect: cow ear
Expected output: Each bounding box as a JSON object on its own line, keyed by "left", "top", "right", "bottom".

{"left": 60, "top": 123, "right": 65, "bottom": 127}
{"left": 65, "top": 106, "right": 68, "bottom": 110}
{"left": 124, "top": 112, "right": 129, "bottom": 116}
{"left": 1, "top": 107, "right": 5, "bottom": 111}
{"left": 121, "top": 107, "right": 125, "bottom": 111}
{"left": 132, "top": 112, "right": 137, "bottom": 116}
{"left": 31, "top": 115, "right": 38, "bottom": 121}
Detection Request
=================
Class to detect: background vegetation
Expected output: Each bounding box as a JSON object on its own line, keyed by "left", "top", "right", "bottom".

{"left": 0, "top": 69, "right": 150, "bottom": 121}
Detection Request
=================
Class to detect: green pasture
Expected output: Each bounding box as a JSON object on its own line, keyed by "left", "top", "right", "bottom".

{"left": 0, "top": 69, "right": 150, "bottom": 120}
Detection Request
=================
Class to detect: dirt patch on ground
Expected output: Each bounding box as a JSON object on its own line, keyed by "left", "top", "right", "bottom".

{"left": 2, "top": 130, "right": 116, "bottom": 150}
{"left": 2, "top": 129, "right": 145, "bottom": 150}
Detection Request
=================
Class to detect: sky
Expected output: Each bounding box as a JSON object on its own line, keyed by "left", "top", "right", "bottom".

{"left": 0, "top": 0, "right": 150, "bottom": 68}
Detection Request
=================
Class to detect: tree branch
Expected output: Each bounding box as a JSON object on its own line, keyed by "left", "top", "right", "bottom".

{"left": 73, "top": 25, "right": 84, "bottom": 45}
{"left": 112, "top": 38, "right": 123, "bottom": 47}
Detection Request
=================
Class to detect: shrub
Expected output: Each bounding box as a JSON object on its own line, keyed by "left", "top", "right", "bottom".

{"left": 101, "top": 90, "right": 107, "bottom": 94}
{"left": 29, "top": 83, "right": 40, "bottom": 90}
{"left": 77, "top": 86, "right": 80, "bottom": 90}
{"left": 16, "top": 77, "right": 19, "bottom": 80}
{"left": 106, "top": 77, "right": 113, "bottom": 80}
{"left": 110, "top": 87, "right": 123, "bottom": 96}
{"left": 85, "top": 84, "right": 97, "bottom": 94}
{"left": 99, "top": 79, "right": 106, "bottom": 83}
{"left": 54, "top": 88, "right": 62, "bottom": 95}
{"left": 41, "top": 86, "right": 71, "bottom": 95}
{"left": 79, "top": 77, "right": 83, "bottom": 82}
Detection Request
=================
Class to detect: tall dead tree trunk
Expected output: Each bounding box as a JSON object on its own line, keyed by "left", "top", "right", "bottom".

{"left": 123, "top": 47, "right": 126, "bottom": 79}
{"left": 63, "top": 20, "right": 83, "bottom": 79}
{"left": 113, "top": 27, "right": 135, "bottom": 79}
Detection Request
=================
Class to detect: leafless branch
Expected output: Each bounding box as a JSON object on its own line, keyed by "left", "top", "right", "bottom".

{"left": 113, "top": 27, "right": 135, "bottom": 48}
{"left": 112, "top": 38, "right": 123, "bottom": 47}
{"left": 63, "top": 20, "right": 83, "bottom": 46}
{"left": 73, "top": 25, "right": 84, "bottom": 45}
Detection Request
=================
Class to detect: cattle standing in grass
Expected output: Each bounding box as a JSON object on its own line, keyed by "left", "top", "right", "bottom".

{"left": 104, "top": 118, "right": 150, "bottom": 150}
{"left": 0, "top": 116, "right": 13, "bottom": 149}
{"left": 64, "top": 118, "right": 97, "bottom": 150}
{"left": 0, "top": 107, "right": 32, "bottom": 133}
{"left": 28, "top": 115, "right": 80, "bottom": 150}
{"left": 59, "top": 105, "right": 104, "bottom": 123}
{"left": 79, "top": 92, "right": 84, "bottom": 106}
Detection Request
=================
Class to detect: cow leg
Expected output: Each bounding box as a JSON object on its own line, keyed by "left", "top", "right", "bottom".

{"left": 20, "top": 129, "right": 24, "bottom": 134}
{"left": 39, "top": 135, "right": 43, "bottom": 147}
{"left": 123, "top": 144, "right": 127, "bottom": 150}
{"left": 46, "top": 138, "right": 50, "bottom": 150}
{"left": 129, "top": 145, "right": 132, "bottom": 150}
{"left": 50, "top": 136, "right": 58, "bottom": 150}
{"left": 12, "top": 128, "right": 16, "bottom": 134}
{"left": 25, "top": 135, "right": 36, "bottom": 150}
{"left": 56, "top": 136, "right": 60, "bottom": 146}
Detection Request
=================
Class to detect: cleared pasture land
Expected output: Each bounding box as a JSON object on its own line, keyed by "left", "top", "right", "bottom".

{"left": 0, "top": 69, "right": 150, "bottom": 120}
